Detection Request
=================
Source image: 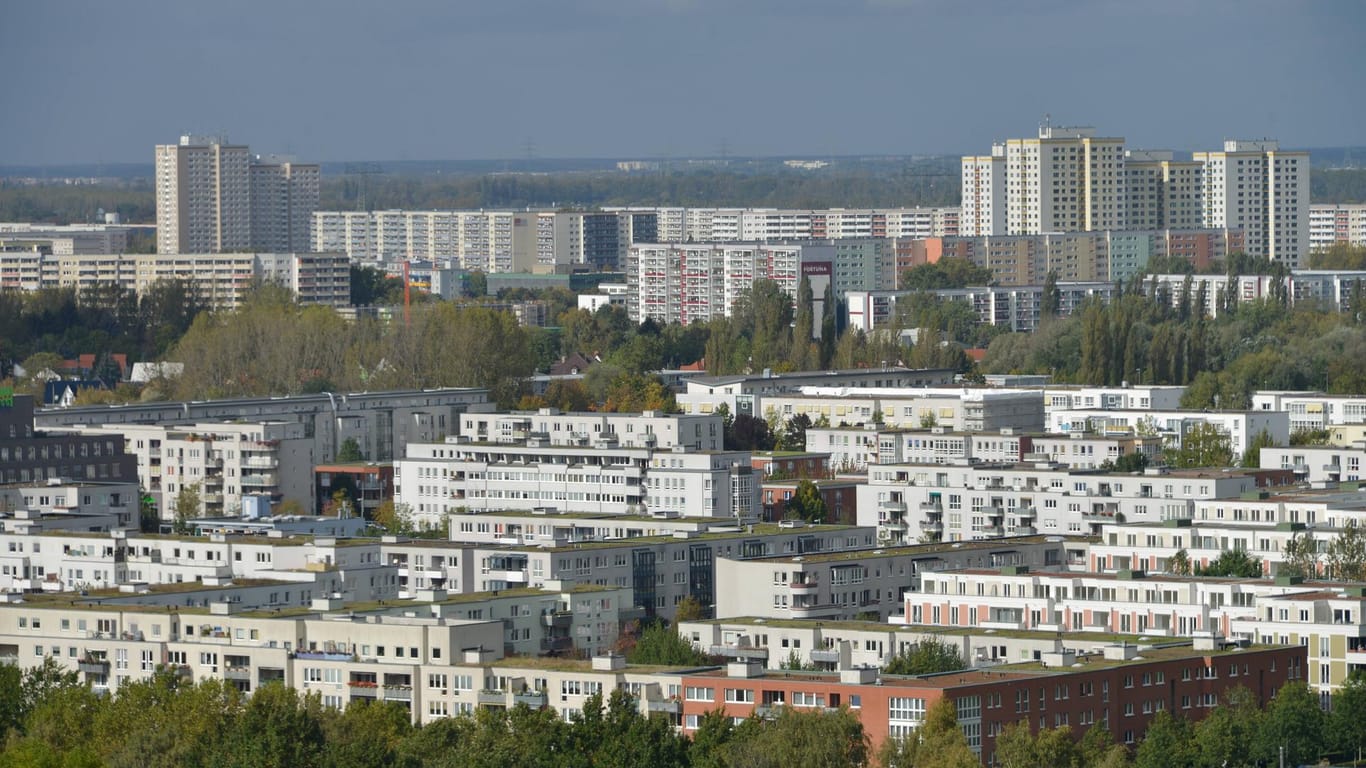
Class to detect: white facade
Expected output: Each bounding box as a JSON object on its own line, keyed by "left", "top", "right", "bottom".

{"left": 1195, "top": 139, "right": 1309, "bottom": 266}
{"left": 156, "top": 136, "right": 319, "bottom": 256}
{"left": 1310, "top": 204, "right": 1366, "bottom": 252}
{"left": 1003, "top": 125, "right": 1128, "bottom": 235}
{"left": 625, "top": 242, "right": 814, "bottom": 325}
{"left": 1252, "top": 391, "right": 1366, "bottom": 431}
{"left": 1047, "top": 408, "right": 1290, "bottom": 459}
{"left": 312, "top": 210, "right": 538, "bottom": 273}
{"left": 0, "top": 251, "right": 350, "bottom": 309}
{"left": 960, "top": 148, "right": 1006, "bottom": 236}
{"left": 858, "top": 461, "right": 1265, "bottom": 545}
{"left": 156, "top": 136, "right": 252, "bottom": 254}
{"left": 1261, "top": 446, "right": 1366, "bottom": 484}
{"left": 52, "top": 421, "right": 315, "bottom": 520}
{"left": 603, "top": 206, "right": 960, "bottom": 243}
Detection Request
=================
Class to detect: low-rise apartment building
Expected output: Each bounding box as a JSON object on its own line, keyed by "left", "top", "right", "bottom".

{"left": 396, "top": 438, "right": 756, "bottom": 527}
{"left": 1252, "top": 391, "right": 1366, "bottom": 432}
{"left": 858, "top": 461, "right": 1274, "bottom": 545}
{"left": 35, "top": 387, "right": 492, "bottom": 466}
{"left": 713, "top": 535, "right": 1081, "bottom": 623}
{"left": 677, "top": 368, "right": 954, "bottom": 420}
{"left": 1262, "top": 446, "right": 1366, "bottom": 484}
{"left": 760, "top": 388, "right": 1045, "bottom": 435}
{"left": 0, "top": 479, "right": 140, "bottom": 532}
{"left": 1047, "top": 407, "right": 1290, "bottom": 459}
{"left": 52, "top": 421, "right": 315, "bottom": 521}
{"left": 679, "top": 642, "right": 1302, "bottom": 760}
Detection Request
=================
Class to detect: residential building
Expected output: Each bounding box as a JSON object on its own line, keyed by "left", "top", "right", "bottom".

{"left": 1041, "top": 385, "right": 1187, "bottom": 413}
{"left": 1047, "top": 408, "right": 1290, "bottom": 458}
{"left": 679, "top": 641, "right": 1301, "bottom": 759}
{"left": 713, "top": 535, "right": 1077, "bottom": 622}
{"left": 156, "top": 135, "right": 319, "bottom": 255}
{"left": 998, "top": 124, "right": 1129, "bottom": 235}
{"left": 0, "top": 395, "right": 137, "bottom": 487}
{"left": 1195, "top": 140, "right": 1309, "bottom": 265}
{"left": 858, "top": 461, "right": 1279, "bottom": 545}
{"left": 0, "top": 479, "right": 140, "bottom": 532}
{"left": 1310, "top": 203, "right": 1366, "bottom": 252}
{"left": 625, "top": 242, "right": 819, "bottom": 326}
{"left": 677, "top": 368, "right": 957, "bottom": 420}
{"left": 33, "top": 388, "right": 493, "bottom": 467}
{"left": 960, "top": 146, "right": 1006, "bottom": 236}
{"left": 0, "top": 224, "right": 130, "bottom": 256}
{"left": 155, "top": 135, "right": 252, "bottom": 254}
{"left": 1261, "top": 446, "right": 1366, "bottom": 484}
{"left": 761, "top": 388, "right": 1045, "bottom": 435}
{"left": 1251, "top": 391, "right": 1366, "bottom": 431}
{"left": 49, "top": 421, "right": 316, "bottom": 520}
{"left": 535, "top": 211, "right": 629, "bottom": 271}
{"left": 396, "top": 436, "right": 755, "bottom": 527}
{"left": 249, "top": 156, "right": 320, "bottom": 252}
{"left": 311, "top": 209, "right": 538, "bottom": 272}
{"left": 0, "top": 251, "right": 351, "bottom": 309}
{"left": 314, "top": 462, "right": 394, "bottom": 518}
{"left": 760, "top": 478, "right": 860, "bottom": 524}
{"left": 846, "top": 282, "right": 1117, "bottom": 334}
{"left": 1124, "top": 150, "right": 1204, "bottom": 230}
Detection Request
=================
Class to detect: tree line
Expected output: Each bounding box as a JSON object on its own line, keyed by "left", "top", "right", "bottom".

{"left": 7, "top": 166, "right": 1366, "bottom": 224}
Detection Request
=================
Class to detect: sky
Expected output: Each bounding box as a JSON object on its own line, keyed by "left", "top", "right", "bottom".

{"left": 2, "top": 0, "right": 1364, "bottom": 165}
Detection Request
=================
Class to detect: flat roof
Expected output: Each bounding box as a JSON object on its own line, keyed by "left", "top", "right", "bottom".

{"left": 738, "top": 535, "right": 1087, "bottom": 565}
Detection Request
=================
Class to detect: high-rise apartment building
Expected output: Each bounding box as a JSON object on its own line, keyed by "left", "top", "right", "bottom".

{"left": 155, "top": 135, "right": 251, "bottom": 254}
{"left": 155, "top": 135, "right": 320, "bottom": 255}
{"left": 1002, "top": 125, "right": 1128, "bottom": 235}
{"left": 960, "top": 145, "right": 1006, "bottom": 236}
{"left": 1194, "top": 140, "right": 1309, "bottom": 265}
{"left": 249, "top": 157, "right": 320, "bottom": 252}
{"left": 1124, "top": 150, "right": 1204, "bottom": 231}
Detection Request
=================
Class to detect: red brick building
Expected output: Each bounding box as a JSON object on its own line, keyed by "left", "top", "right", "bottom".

{"left": 680, "top": 642, "right": 1303, "bottom": 764}
{"left": 760, "top": 478, "right": 862, "bottom": 525}
{"left": 314, "top": 461, "right": 394, "bottom": 519}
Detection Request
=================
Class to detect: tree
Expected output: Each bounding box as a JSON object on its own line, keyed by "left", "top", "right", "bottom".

{"left": 1041, "top": 270, "right": 1061, "bottom": 320}
{"left": 893, "top": 697, "right": 980, "bottom": 768}
{"left": 1191, "top": 685, "right": 1265, "bottom": 768}
{"left": 784, "top": 480, "right": 829, "bottom": 524}
{"left": 223, "top": 683, "right": 325, "bottom": 768}
{"left": 792, "top": 275, "right": 816, "bottom": 370}
{"left": 1257, "top": 681, "right": 1324, "bottom": 767}
{"left": 336, "top": 437, "right": 363, "bottom": 462}
{"left": 722, "top": 706, "right": 868, "bottom": 768}
{"left": 1330, "top": 670, "right": 1366, "bottom": 762}
{"left": 1168, "top": 548, "right": 1192, "bottom": 575}
{"left": 674, "top": 595, "right": 707, "bottom": 623}
{"left": 1197, "top": 549, "right": 1262, "bottom": 578}
{"left": 173, "top": 482, "right": 202, "bottom": 534}
{"left": 624, "top": 623, "right": 710, "bottom": 666}
{"left": 900, "top": 258, "right": 994, "bottom": 291}
{"left": 776, "top": 413, "right": 812, "bottom": 453}
{"left": 1327, "top": 519, "right": 1366, "bottom": 582}
{"left": 1281, "top": 532, "right": 1319, "bottom": 579}
{"left": 1164, "top": 423, "right": 1233, "bottom": 468}
{"left": 883, "top": 637, "right": 965, "bottom": 676}
{"left": 1240, "top": 427, "right": 1275, "bottom": 468}
{"left": 1133, "top": 710, "right": 1195, "bottom": 768}
{"left": 320, "top": 699, "right": 413, "bottom": 768}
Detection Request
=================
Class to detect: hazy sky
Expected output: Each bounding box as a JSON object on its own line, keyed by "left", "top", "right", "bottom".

{"left": 2, "top": 0, "right": 1363, "bottom": 165}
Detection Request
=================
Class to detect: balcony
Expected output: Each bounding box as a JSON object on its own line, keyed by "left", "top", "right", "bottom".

{"left": 1017, "top": 506, "right": 1038, "bottom": 520}
{"left": 789, "top": 581, "right": 819, "bottom": 593}
{"left": 541, "top": 611, "right": 572, "bottom": 629}
{"left": 809, "top": 648, "right": 842, "bottom": 664}
{"left": 513, "top": 690, "right": 548, "bottom": 708}
{"left": 647, "top": 698, "right": 682, "bottom": 715}
{"left": 77, "top": 658, "right": 110, "bottom": 674}
{"left": 710, "top": 644, "right": 769, "bottom": 661}
{"left": 383, "top": 686, "right": 413, "bottom": 701}
{"left": 790, "top": 602, "right": 843, "bottom": 619}
{"left": 488, "top": 569, "right": 529, "bottom": 584}
{"left": 1011, "top": 525, "right": 1038, "bottom": 536}
{"left": 879, "top": 499, "right": 907, "bottom": 513}
{"left": 1083, "top": 511, "right": 1117, "bottom": 523}
{"left": 478, "top": 689, "right": 508, "bottom": 706}
{"left": 224, "top": 666, "right": 251, "bottom": 681}
{"left": 882, "top": 519, "right": 908, "bottom": 533}
{"left": 919, "top": 502, "right": 943, "bottom": 515}
{"left": 982, "top": 524, "right": 1004, "bottom": 536}
{"left": 541, "top": 636, "right": 574, "bottom": 654}
{"left": 922, "top": 520, "right": 944, "bottom": 534}
{"left": 240, "top": 474, "right": 278, "bottom": 488}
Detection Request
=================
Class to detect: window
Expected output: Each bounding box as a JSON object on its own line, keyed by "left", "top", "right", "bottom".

{"left": 686, "top": 686, "right": 714, "bottom": 701}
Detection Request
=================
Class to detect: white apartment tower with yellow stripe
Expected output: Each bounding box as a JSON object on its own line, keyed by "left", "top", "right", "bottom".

{"left": 1194, "top": 139, "right": 1309, "bottom": 266}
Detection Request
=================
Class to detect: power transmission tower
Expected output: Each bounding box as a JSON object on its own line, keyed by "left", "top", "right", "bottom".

{"left": 342, "top": 162, "right": 383, "bottom": 211}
